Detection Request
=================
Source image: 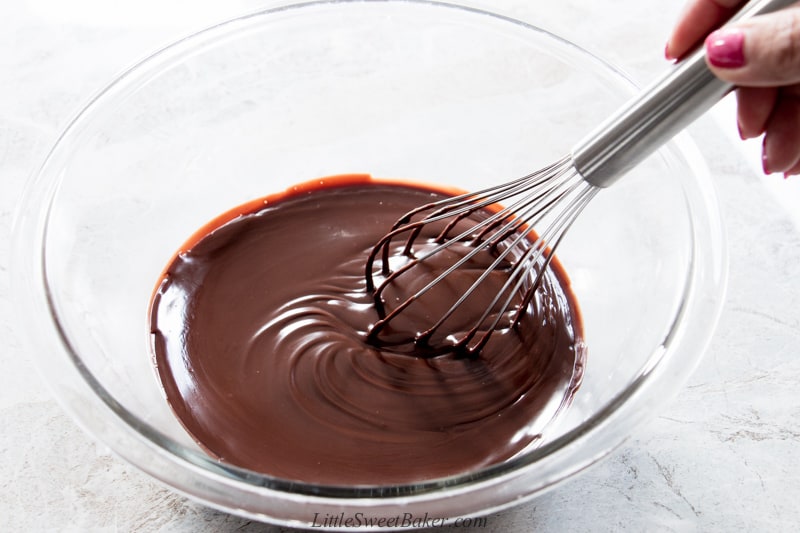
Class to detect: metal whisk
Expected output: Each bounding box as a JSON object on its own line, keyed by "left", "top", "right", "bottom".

{"left": 365, "top": 0, "right": 792, "bottom": 356}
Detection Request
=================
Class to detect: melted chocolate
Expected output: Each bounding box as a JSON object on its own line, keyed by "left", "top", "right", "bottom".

{"left": 149, "top": 176, "right": 585, "bottom": 485}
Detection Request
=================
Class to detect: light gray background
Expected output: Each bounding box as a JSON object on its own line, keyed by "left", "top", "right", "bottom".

{"left": 2, "top": 1, "right": 798, "bottom": 531}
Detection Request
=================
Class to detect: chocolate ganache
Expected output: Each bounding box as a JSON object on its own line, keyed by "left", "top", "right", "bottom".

{"left": 149, "top": 175, "right": 586, "bottom": 485}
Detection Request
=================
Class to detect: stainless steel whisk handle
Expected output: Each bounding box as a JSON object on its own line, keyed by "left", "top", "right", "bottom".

{"left": 571, "top": 0, "right": 797, "bottom": 188}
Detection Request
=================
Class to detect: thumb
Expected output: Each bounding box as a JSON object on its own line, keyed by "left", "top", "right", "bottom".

{"left": 705, "top": 6, "right": 800, "bottom": 86}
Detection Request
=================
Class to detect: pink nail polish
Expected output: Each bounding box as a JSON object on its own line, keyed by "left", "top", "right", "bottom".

{"left": 665, "top": 43, "right": 674, "bottom": 61}
{"left": 705, "top": 29, "right": 745, "bottom": 68}
{"left": 737, "top": 121, "right": 745, "bottom": 140}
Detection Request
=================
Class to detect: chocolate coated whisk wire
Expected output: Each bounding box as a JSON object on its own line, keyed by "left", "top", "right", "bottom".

{"left": 365, "top": 158, "right": 597, "bottom": 355}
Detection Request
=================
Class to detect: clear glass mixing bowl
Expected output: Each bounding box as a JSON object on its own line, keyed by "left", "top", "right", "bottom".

{"left": 13, "top": 0, "right": 727, "bottom": 527}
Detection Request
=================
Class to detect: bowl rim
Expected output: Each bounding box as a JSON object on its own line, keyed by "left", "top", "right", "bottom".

{"left": 12, "top": 0, "right": 729, "bottom": 524}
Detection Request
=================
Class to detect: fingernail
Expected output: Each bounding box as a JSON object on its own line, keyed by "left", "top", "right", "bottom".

{"left": 762, "top": 139, "right": 771, "bottom": 175}
{"left": 784, "top": 172, "right": 791, "bottom": 179}
{"left": 705, "top": 28, "right": 745, "bottom": 68}
{"left": 737, "top": 120, "right": 745, "bottom": 140}
{"left": 665, "top": 42, "right": 675, "bottom": 61}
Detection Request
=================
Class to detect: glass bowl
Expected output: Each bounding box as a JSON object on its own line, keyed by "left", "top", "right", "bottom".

{"left": 13, "top": 0, "right": 727, "bottom": 527}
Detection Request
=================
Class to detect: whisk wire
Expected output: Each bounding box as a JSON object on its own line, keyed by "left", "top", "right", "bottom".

{"left": 365, "top": 158, "right": 574, "bottom": 287}
{"left": 465, "top": 173, "right": 598, "bottom": 354}
{"left": 366, "top": 157, "right": 597, "bottom": 355}
{"left": 502, "top": 181, "right": 598, "bottom": 326}
{"left": 412, "top": 165, "right": 579, "bottom": 346}
{"left": 367, "top": 160, "right": 571, "bottom": 317}
{"left": 437, "top": 169, "right": 597, "bottom": 353}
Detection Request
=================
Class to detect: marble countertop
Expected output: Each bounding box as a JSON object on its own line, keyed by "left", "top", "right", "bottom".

{"left": 2, "top": 1, "right": 798, "bottom": 531}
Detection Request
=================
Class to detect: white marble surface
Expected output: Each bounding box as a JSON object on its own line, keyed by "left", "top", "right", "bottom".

{"left": 2, "top": 1, "right": 799, "bottom": 531}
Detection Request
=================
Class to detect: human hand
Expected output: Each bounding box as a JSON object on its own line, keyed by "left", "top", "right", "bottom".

{"left": 665, "top": 0, "right": 800, "bottom": 176}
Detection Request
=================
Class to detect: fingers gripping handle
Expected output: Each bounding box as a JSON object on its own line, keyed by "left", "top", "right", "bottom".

{"left": 571, "top": 0, "right": 797, "bottom": 188}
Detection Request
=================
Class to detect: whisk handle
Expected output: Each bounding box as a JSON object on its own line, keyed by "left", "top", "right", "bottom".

{"left": 571, "top": 0, "right": 796, "bottom": 188}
